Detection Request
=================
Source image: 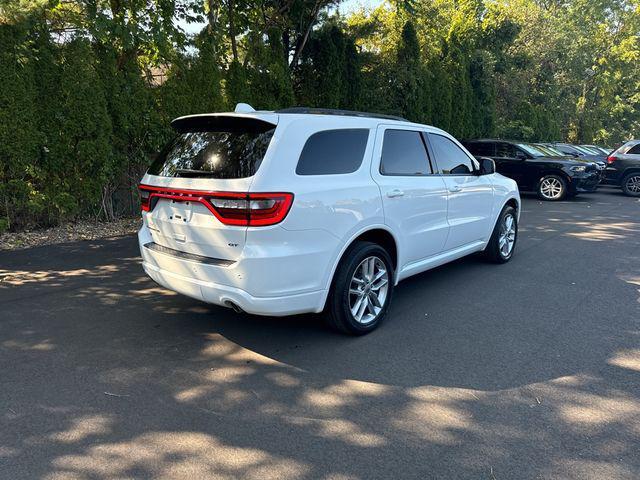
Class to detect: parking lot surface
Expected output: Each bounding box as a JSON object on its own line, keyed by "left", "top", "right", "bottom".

{"left": 1, "top": 189, "right": 639, "bottom": 479}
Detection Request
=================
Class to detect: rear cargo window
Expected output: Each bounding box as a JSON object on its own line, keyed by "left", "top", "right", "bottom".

{"left": 296, "top": 129, "right": 369, "bottom": 175}
{"left": 148, "top": 122, "right": 275, "bottom": 179}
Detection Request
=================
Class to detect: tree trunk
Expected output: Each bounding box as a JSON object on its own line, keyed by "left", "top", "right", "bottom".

{"left": 289, "top": 0, "right": 322, "bottom": 70}
{"left": 228, "top": 0, "right": 239, "bottom": 63}
{"left": 282, "top": 30, "right": 290, "bottom": 66}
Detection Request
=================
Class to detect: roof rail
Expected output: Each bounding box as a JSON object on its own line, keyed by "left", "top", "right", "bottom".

{"left": 275, "top": 107, "right": 408, "bottom": 122}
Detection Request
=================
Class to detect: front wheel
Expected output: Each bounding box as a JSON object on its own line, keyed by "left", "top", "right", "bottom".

{"left": 537, "top": 174, "right": 567, "bottom": 201}
{"left": 325, "top": 241, "right": 394, "bottom": 335}
{"left": 621, "top": 173, "right": 640, "bottom": 197}
{"left": 484, "top": 205, "right": 518, "bottom": 263}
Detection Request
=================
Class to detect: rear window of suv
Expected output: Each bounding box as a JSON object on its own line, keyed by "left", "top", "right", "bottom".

{"left": 148, "top": 117, "right": 275, "bottom": 179}
{"left": 296, "top": 129, "right": 369, "bottom": 175}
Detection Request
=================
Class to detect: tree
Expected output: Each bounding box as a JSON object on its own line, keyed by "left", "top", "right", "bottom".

{"left": 0, "top": 20, "right": 41, "bottom": 231}
{"left": 53, "top": 39, "right": 113, "bottom": 222}
{"left": 393, "top": 21, "right": 426, "bottom": 122}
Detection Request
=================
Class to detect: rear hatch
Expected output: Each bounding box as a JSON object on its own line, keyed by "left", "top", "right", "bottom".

{"left": 140, "top": 114, "right": 281, "bottom": 262}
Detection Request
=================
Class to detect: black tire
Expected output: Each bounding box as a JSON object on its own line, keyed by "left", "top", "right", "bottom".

{"left": 621, "top": 172, "right": 640, "bottom": 197}
{"left": 483, "top": 205, "right": 518, "bottom": 264}
{"left": 537, "top": 174, "right": 567, "bottom": 201}
{"left": 325, "top": 241, "right": 394, "bottom": 335}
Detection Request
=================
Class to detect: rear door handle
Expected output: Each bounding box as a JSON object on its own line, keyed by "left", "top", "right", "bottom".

{"left": 386, "top": 189, "right": 405, "bottom": 198}
{"left": 448, "top": 185, "right": 462, "bottom": 193}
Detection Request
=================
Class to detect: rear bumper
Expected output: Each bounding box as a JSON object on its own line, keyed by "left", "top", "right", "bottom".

{"left": 138, "top": 227, "right": 333, "bottom": 316}
{"left": 142, "top": 259, "right": 326, "bottom": 316}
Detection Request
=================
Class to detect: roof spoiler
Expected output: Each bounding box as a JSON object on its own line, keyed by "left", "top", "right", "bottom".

{"left": 170, "top": 114, "right": 276, "bottom": 134}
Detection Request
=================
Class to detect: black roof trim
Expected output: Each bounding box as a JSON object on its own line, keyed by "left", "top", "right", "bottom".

{"left": 276, "top": 107, "right": 408, "bottom": 122}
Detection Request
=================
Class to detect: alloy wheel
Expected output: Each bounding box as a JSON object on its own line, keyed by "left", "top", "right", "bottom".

{"left": 540, "top": 177, "right": 564, "bottom": 200}
{"left": 349, "top": 256, "right": 389, "bottom": 324}
{"left": 498, "top": 214, "right": 516, "bottom": 258}
{"left": 626, "top": 175, "right": 640, "bottom": 194}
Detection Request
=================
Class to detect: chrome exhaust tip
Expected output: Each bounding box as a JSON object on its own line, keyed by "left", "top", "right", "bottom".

{"left": 224, "top": 300, "right": 244, "bottom": 314}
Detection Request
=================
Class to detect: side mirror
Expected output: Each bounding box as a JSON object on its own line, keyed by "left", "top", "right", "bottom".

{"left": 478, "top": 157, "right": 496, "bottom": 175}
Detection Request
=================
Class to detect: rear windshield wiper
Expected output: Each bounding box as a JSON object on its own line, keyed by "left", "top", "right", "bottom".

{"left": 174, "top": 168, "right": 219, "bottom": 177}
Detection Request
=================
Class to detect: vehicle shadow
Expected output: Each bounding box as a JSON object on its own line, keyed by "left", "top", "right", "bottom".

{"left": 1, "top": 194, "right": 639, "bottom": 479}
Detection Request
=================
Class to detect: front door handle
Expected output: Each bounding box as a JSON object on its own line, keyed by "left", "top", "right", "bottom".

{"left": 448, "top": 185, "right": 462, "bottom": 193}
{"left": 386, "top": 189, "right": 405, "bottom": 198}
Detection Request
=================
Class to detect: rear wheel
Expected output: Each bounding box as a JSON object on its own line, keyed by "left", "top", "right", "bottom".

{"left": 325, "top": 241, "right": 394, "bottom": 335}
{"left": 537, "top": 174, "right": 567, "bottom": 201}
{"left": 484, "top": 205, "right": 518, "bottom": 263}
{"left": 621, "top": 173, "right": 640, "bottom": 197}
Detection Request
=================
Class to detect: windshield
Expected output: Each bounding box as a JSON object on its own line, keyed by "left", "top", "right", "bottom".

{"left": 580, "top": 145, "right": 600, "bottom": 155}
{"left": 574, "top": 145, "right": 595, "bottom": 155}
{"left": 542, "top": 145, "right": 564, "bottom": 156}
{"left": 148, "top": 129, "right": 275, "bottom": 179}
{"left": 533, "top": 144, "right": 561, "bottom": 156}
{"left": 517, "top": 144, "right": 546, "bottom": 157}
{"left": 554, "top": 144, "right": 580, "bottom": 155}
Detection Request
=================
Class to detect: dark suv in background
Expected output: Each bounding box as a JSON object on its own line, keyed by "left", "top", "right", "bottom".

{"left": 603, "top": 140, "right": 640, "bottom": 196}
{"left": 463, "top": 139, "right": 601, "bottom": 201}
{"left": 549, "top": 143, "right": 607, "bottom": 166}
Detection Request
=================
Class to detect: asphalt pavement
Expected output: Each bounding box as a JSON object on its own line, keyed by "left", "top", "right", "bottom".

{"left": 1, "top": 188, "right": 639, "bottom": 479}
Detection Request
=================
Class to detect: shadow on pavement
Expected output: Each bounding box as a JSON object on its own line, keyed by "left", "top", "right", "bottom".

{"left": 1, "top": 192, "right": 639, "bottom": 479}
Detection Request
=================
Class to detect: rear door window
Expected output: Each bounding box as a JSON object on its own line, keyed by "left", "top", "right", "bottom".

{"left": 465, "top": 142, "right": 495, "bottom": 157}
{"left": 627, "top": 144, "right": 640, "bottom": 154}
{"left": 496, "top": 143, "right": 518, "bottom": 158}
{"left": 148, "top": 118, "right": 275, "bottom": 179}
{"left": 380, "top": 129, "right": 432, "bottom": 175}
{"left": 296, "top": 129, "right": 369, "bottom": 175}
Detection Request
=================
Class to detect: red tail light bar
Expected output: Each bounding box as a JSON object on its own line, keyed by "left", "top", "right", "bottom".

{"left": 139, "top": 185, "right": 293, "bottom": 227}
{"left": 606, "top": 155, "right": 617, "bottom": 164}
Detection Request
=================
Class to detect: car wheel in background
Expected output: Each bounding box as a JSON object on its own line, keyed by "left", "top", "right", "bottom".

{"left": 484, "top": 205, "right": 518, "bottom": 263}
{"left": 325, "top": 241, "right": 394, "bottom": 335}
{"left": 537, "top": 175, "right": 567, "bottom": 201}
{"left": 621, "top": 173, "right": 640, "bottom": 197}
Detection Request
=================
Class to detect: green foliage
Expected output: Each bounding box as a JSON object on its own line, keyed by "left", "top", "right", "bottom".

{"left": 244, "top": 30, "right": 294, "bottom": 110}
{"left": 1, "top": 0, "right": 639, "bottom": 231}
{"left": 0, "top": 21, "right": 43, "bottom": 230}
{"left": 53, "top": 38, "right": 113, "bottom": 219}
{"left": 392, "top": 21, "right": 425, "bottom": 122}
{"left": 295, "top": 22, "right": 362, "bottom": 110}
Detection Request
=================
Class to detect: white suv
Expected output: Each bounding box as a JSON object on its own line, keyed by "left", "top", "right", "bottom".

{"left": 138, "top": 105, "right": 520, "bottom": 334}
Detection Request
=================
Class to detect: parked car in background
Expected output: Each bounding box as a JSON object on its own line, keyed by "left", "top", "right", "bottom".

{"left": 532, "top": 143, "right": 565, "bottom": 157}
{"left": 536, "top": 143, "right": 606, "bottom": 173}
{"left": 580, "top": 144, "right": 611, "bottom": 156}
{"left": 548, "top": 142, "right": 607, "bottom": 168}
{"left": 463, "top": 139, "right": 600, "bottom": 201}
{"left": 603, "top": 140, "right": 640, "bottom": 196}
{"left": 138, "top": 105, "right": 520, "bottom": 334}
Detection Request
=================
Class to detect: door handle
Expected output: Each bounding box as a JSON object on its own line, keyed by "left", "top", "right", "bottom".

{"left": 386, "top": 189, "right": 405, "bottom": 198}
{"left": 448, "top": 185, "right": 462, "bottom": 193}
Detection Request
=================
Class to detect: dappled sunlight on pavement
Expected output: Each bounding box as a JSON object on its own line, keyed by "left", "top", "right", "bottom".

{"left": 1, "top": 193, "right": 639, "bottom": 479}
{"left": 46, "top": 432, "right": 310, "bottom": 480}
{"left": 565, "top": 221, "right": 640, "bottom": 242}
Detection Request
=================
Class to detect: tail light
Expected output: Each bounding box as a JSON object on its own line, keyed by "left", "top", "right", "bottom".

{"left": 607, "top": 155, "right": 617, "bottom": 164}
{"left": 138, "top": 185, "right": 293, "bottom": 226}
{"left": 140, "top": 188, "right": 151, "bottom": 211}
